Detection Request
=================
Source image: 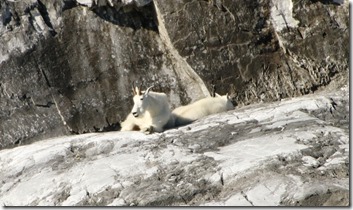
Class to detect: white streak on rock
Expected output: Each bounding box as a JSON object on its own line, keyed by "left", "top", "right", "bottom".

{"left": 271, "top": 0, "right": 300, "bottom": 31}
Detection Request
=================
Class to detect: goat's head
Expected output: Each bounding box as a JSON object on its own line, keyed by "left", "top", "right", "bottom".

{"left": 215, "top": 92, "right": 235, "bottom": 110}
{"left": 222, "top": 93, "right": 235, "bottom": 110}
{"left": 131, "top": 85, "right": 154, "bottom": 118}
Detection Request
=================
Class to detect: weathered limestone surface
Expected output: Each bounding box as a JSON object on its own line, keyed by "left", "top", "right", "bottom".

{"left": 0, "top": 86, "right": 349, "bottom": 206}
{"left": 0, "top": 0, "right": 349, "bottom": 150}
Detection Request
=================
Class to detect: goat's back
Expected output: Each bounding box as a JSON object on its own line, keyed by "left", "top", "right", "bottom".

{"left": 146, "top": 91, "right": 170, "bottom": 113}
{"left": 172, "top": 96, "right": 234, "bottom": 127}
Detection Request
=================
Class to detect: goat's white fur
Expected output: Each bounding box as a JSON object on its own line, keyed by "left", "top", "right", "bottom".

{"left": 120, "top": 86, "right": 171, "bottom": 134}
{"left": 170, "top": 93, "right": 234, "bottom": 127}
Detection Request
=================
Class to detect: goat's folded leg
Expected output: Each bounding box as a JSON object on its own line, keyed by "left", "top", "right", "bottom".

{"left": 141, "top": 126, "right": 154, "bottom": 134}
{"left": 142, "top": 125, "right": 165, "bottom": 134}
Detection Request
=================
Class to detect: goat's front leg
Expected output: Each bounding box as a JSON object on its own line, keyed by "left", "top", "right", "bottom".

{"left": 141, "top": 125, "right": 154, "bottom": 134}
{"left": 120, "top": 114, "right": 140, "bottom": 131}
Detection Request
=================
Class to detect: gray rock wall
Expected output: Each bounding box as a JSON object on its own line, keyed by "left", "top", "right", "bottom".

{"left": 154, "top": 0, "right": 349, "bottom": 104}
{"left": 0, "top": 0, "right": 349, "bottom": 149}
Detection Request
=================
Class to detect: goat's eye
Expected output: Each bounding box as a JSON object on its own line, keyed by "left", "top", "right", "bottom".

{"left": 140, "top": 97, "right": 144, "bottom": 100}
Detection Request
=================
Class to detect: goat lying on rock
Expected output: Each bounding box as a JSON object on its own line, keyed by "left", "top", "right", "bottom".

{"left": 120, "top": 85, "right": 172, "bottom": 134}
{"left": 170, "top": 93, "right": 234, "bottom": 127}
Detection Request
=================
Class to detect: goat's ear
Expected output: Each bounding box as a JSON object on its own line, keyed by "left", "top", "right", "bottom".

{"left": 136, "top": 86, "right": 142, "bottom": 95}
{"left": 144, "top": 85, "right": 154, "bottom": 95}
{"left": 133, "top": 86, "right": 141, "bottom": 95}
{"left": 132, "top": 81, "right": 142, "bottom": 95}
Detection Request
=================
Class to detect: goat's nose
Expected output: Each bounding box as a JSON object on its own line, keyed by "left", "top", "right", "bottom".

{"left": 132, "top": 112, "right": 138, "bottom": 117}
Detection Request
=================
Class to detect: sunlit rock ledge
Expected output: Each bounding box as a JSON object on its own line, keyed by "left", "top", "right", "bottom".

{"left": 0, "top": 85, "right": 349, "bottom": 206}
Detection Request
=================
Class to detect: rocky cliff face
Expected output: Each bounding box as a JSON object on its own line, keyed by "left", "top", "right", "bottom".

{"left": 0, "top": 0, "right": 349, "bottom": 149}
{"left": 154, "top": 0, "right": 349, "bottom": 102}
{"left": 0, "top": 1, "right": 349, "bottom": 206}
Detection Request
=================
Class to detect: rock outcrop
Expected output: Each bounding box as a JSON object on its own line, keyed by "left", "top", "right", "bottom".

{"left": 0, "top": 0, "right": 349, "bottom": 152}
{"left": 0, "top": 0, "right": 209, "bottom": 148}
{"left": 0, "top": 85, "right": 349, "bottom": 206}
{"left": 154, "top": 0, "right": 349, "bottom": 102}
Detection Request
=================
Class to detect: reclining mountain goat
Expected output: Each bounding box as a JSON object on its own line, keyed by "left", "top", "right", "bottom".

{"left": 120, "top": 85, "right": 172, "bottom": 134}
{"left": 170, "top": 91, "right": 234, "bottom": 127}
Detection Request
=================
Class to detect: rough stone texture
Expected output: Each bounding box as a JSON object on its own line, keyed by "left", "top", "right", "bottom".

{"left": 154, "top": 0, "right": 349, "bottom": 106}
{"left": 0, "top": 0, "right": 349, "bottom": 149}
{"left": 0, "top": 86, "right": 349, "bottom": 206}
{"left": 0, "top": 0, "right": 208, "bottom": 148}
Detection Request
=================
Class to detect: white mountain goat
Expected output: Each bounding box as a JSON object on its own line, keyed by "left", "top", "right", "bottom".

{"left": 120, "top": 85, "right": 172, "bottom": 134}
{"left": 171, "top": 92, "right": 234, "bottom": 127}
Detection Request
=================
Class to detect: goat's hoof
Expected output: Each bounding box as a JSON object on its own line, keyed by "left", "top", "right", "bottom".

{"left": 142, "top": 126, "right": 154, "bottom": 134}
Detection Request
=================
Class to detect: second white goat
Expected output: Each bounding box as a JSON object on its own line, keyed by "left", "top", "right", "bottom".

{"left": 171, "top": 93, "right": 234, "bottom": 127}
